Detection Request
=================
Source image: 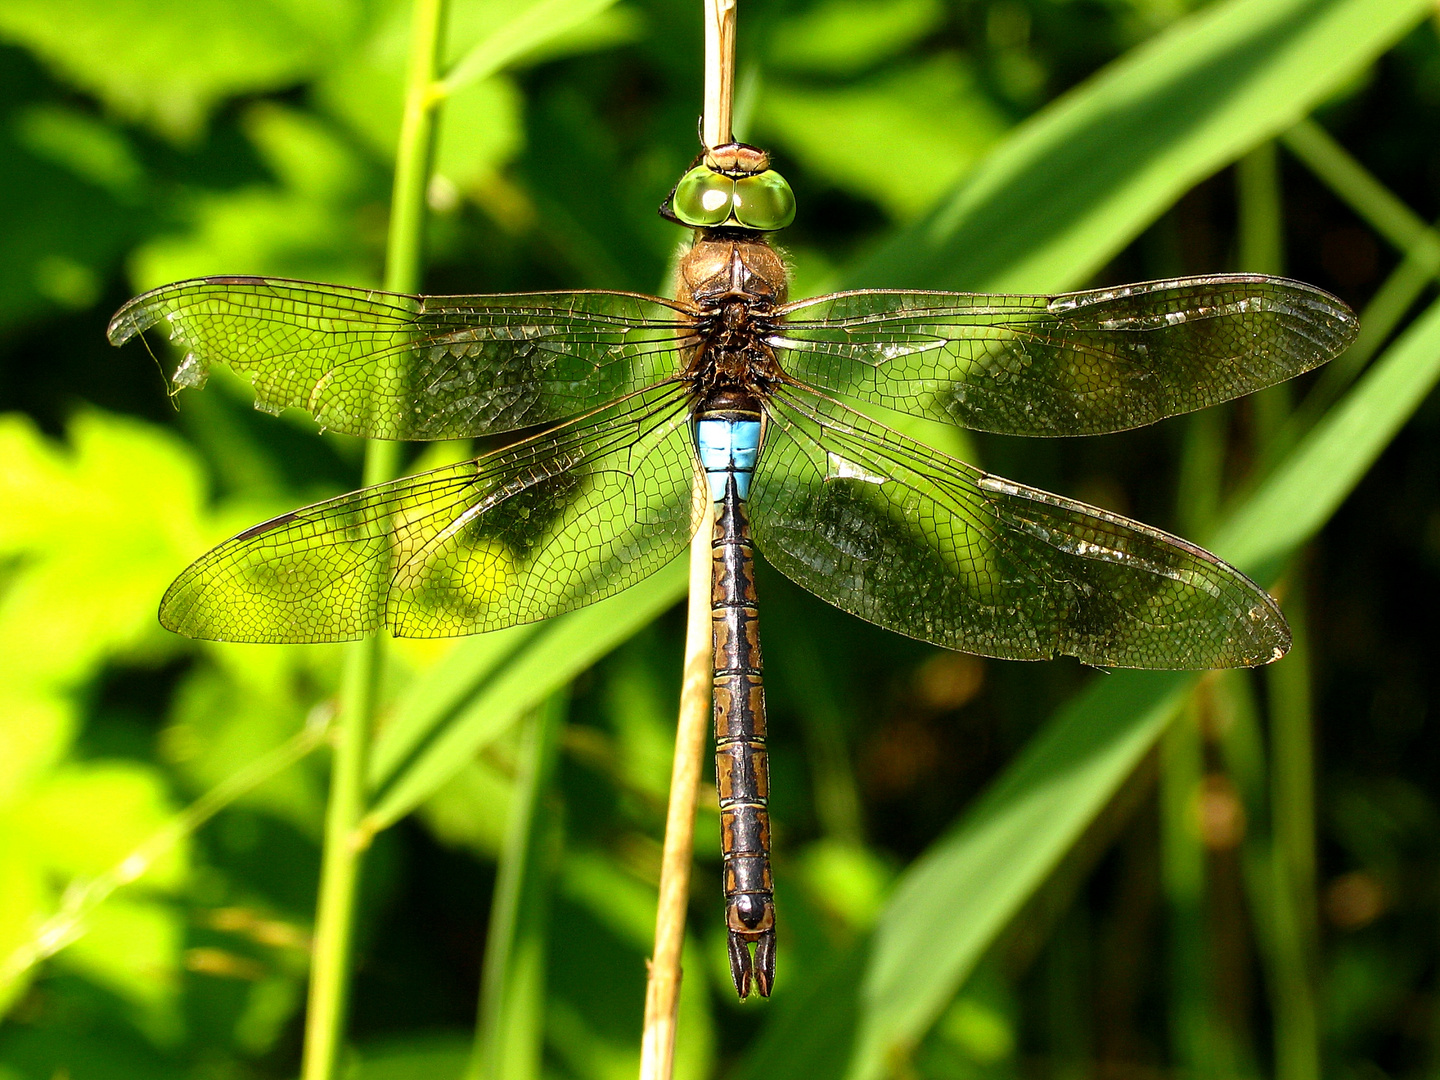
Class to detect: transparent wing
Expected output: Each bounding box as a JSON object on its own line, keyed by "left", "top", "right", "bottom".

{"left": 773, "top": 275, "right": 1357, "bottom": 436}
{"left": 749, "top": 386, "right": 1288, "bottom": 669}
{"left": 160, "top": 385, "right": 701, "bottom": 642}
{"left": 108, "top": 276, "right": 697, "bottom": 440}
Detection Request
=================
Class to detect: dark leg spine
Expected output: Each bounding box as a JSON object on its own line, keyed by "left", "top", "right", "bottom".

{"left": 712, "top": 474, "right": 775, "bottom": 999}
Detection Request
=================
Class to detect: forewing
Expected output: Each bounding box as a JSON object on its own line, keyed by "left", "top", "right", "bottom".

{"left": 773, "top": 275, "right": 1357, "bottom": 436}
{"left": 160, "top": 385, "right": 701, "bottom": 642}
{"left": 108, "top": 276, "right": 696, "bottom": 439}
{"left": 749, "top": 387, "right": 1288, "bottom": 668}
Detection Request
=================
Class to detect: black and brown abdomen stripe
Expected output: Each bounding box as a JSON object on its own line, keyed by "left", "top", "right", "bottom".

{"left": 711, "top": 470, "right": 775, "bottom": 999}
{"left": 695, "top": 388, "right": 775, "bottom": 1000}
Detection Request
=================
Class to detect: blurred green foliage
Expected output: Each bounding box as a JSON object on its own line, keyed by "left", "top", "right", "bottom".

{"left": 3, "top": 0, "right": 1440, "bottom": 1078}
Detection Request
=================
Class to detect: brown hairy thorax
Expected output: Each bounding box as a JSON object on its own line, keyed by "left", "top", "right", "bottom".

{"left": 675, "top": 233, "right": 789, "bottom": 392}
{"left": 673, "top": 233, "right": 788, "bottom": 308}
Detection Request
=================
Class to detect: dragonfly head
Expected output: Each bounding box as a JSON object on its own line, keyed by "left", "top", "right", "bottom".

{"left": 659, "top": 141, "right": 796, "bottom": 232}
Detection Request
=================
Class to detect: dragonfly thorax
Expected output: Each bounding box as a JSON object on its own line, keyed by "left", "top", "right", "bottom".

{"left": 675, "top": 234, "right": 788, "bottom": 308}
{"left": 678, "top": 234, "right": 788, "bottom": 396}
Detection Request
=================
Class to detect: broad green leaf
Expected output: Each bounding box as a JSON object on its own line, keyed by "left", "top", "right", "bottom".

{"left": 847, "top": 0, "right": 1432, "bottom": 291}
{"left": 367, "top": 624, "right": 543, "bottom": 791}
{"left": 1, "top": 761, "right": 188, "bottom": 1025}
{"left": 759, "top": 56, "right": 1008, "bottom": 221}
{"left": 0, "top": 412, "right": 206, "bottom": 685}
{"left": 0, "top": 128, "right": 138, "bottom": 331}
{"left": 13, "top": 762, "right": 186, "bottom": 887}
{"left": 129, "top": 103, "right": 381, "bottom": 289}
{"left": 795, "top": 840, "right": 895, "bottom": 933}
{"left": 839, "top": 296, "right": 1440, "bottom": 1079}
{"left": 0, "top": 0, "right": 358, "bottom": 139}
{"left": 164, "top": 661, "right": 328, "bottom": 837}
{"left": 14, "top": 105, "right": 145, "bottom": 201}
{"left": 415, "top": 754, "right": 517, "bottom": 858}
{"left": 0, "top": 693, "right": 76, "bottom": 806}
{"left": 438, "top": 0, "right": 622, "bottom": 96}
{"left": 766, "top": 0, "right": 945, "bottom": 76}
{"left": 54, "top": 898, "right": 184, "bottom": 1044}
{"left": 1213, "top": 296, "right": 1440, "bottom": 570}
{"left": 318, "top": 0, "right": 623, "bottom": 206}
{"left": 602, "top": 635, "right": 682, "bottom": 802}
{"left": 0, "top": 844, "right": 47, "bottom": 1014}
{"left": 364, "top": 556, "right": 687, "bottom": 831}
{"left": 347, "top": 1034, "right": 472, "bottom": 1080}
{"left": 318, "top": 58, "right": 522, "bottom": 203}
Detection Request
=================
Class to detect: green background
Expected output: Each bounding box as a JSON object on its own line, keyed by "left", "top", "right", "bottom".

{"left": 2, "top": 0, "right": 1440, "bottom": 1077}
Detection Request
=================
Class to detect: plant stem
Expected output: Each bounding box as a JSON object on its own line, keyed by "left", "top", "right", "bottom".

{"left": 640, "top": 5, "right": 733, "bottom": 1072}
{"left": 639, "top": 492, "right": 715, "bottom": 1080}
{"left": 702, "top": 0, "right": 736, "bottom": 149}
{"left": 1267, "top": 584, "right": 1320, "bottom": 1080}
{"left": 1161, "top": 699, "right": 1214, "bottom": 1077}
{"left": 1282, "top": 118, "right": 1440, "bottom": 265}
{"left": 300, "top": 2, "right": 447, "bottom": 1078}
{"left": 1243, "top": 133, "right": 1321, "bottom": 1080}
{"left": 472, "top": 692, "right": 566, "bottom": 1080}
{"left": 2, "top": 714, "right": 331, "bottom": 987}
{"left": 1239, "top": 141, "right": 1289, "bottom": 436}
{"left": 385, "top": 0, "right": 448, "bottom": 300}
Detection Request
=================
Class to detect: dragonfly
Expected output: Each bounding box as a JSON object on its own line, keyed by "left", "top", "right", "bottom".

{"left": 108, "top": 140, "right": 1357, "bottom": 1000}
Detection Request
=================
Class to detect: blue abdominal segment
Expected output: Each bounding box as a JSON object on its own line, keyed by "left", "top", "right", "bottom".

{"left": 696, "top": 418, "right": 762, "bottom": 501}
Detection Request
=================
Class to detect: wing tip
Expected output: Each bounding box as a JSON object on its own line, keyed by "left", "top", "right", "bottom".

{"left": 106, "top": 299, "right": 155, "bottom": 346}
{"left": 1242, "top": 591, "right": 1292, "bottom": 667}
{"left": 158, "top": 581, "right": 370, "bottom": 645}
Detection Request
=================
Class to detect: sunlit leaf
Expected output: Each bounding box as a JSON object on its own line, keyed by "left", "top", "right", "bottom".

{"left": 0, "top": 694, "right": 77, "bottom": 807}
{"left": 415, "top": 754, "right": 516, "bottom": 858}
{"left": 347, "top": 1033, "right": 472, "bottom": 1080}
{"left": 16, "top": 763, "right": 186, "bottom": 887}
{"left": 847, "top": 0, "right": 1432, "bottom": 291}
{"left": 365, "top": 556, "right": 687, "bottom": 830}
{"left": 759, "top": 56, "right": 1008, "bottom": 221}
{"left": 767, "top": 0, "right": 944, "bottom": 76}
{"left": 55, "top": 899, "right": 184, "bottom": 1044}
{"left": 163, "top": 661, "right": 328, "bottom": 838}
{"left": 0, "top": 844, "right": 47, "bottom": 1014}
{"left": 0, "top": 412, "right": 207, "bottom": 684}
{"left": 839, "top": 294, "right": 1440, "bottom": 1079}
{"left": 0, "top": 0, "right": 359, "bottom": 139}
{"left": 439, "top": 0, "right": 622, "bottom": 95}
{"left": 128, "top": 104, "right": 382, "bottom": 289}
{"left": 317, "top": 0, "right": 623, "bottom": 207}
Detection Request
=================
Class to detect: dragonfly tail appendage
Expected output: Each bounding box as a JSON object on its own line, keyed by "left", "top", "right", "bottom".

{"left": 711, "top": 467, "right": 776, "bottom": 1000}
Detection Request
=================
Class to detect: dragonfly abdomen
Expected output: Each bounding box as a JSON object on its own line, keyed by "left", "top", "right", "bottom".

{"left": 696, "top": 393, "right": 775, "bottom": 999}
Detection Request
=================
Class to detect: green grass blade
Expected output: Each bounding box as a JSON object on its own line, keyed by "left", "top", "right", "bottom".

{"left": 470, "top": 692, "right": 565, "bottom": 1080}
{"left": 439, "top": 0, "right": 619, "bottom": 97}
{"left": 844, "top": 0, "right": 1430, "bottom": 293}
{"left": 847, "top": 672, "right": 1193, "bottom": 1080}
{"left": 1213, "top": 296, "right": 1440, "bottom": 571}
{"left": 363, "top": 557, "right": 686, "bottom": 833}
{"left": 367, "top": 623, "right": 545, "bottom": 793}
{"left": 833, "top": 297, "right": 1440, "bottom": 1080}
{"left": 1282, "top": 118, "right": 1440, "bottom": 263}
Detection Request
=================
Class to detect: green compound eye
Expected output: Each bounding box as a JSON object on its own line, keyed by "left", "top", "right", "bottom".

{"left": 671, "top": 166, "right": 735, "bottom": 227}
{"left": 733, "top": 170, "right": 796, "bottom": 230}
